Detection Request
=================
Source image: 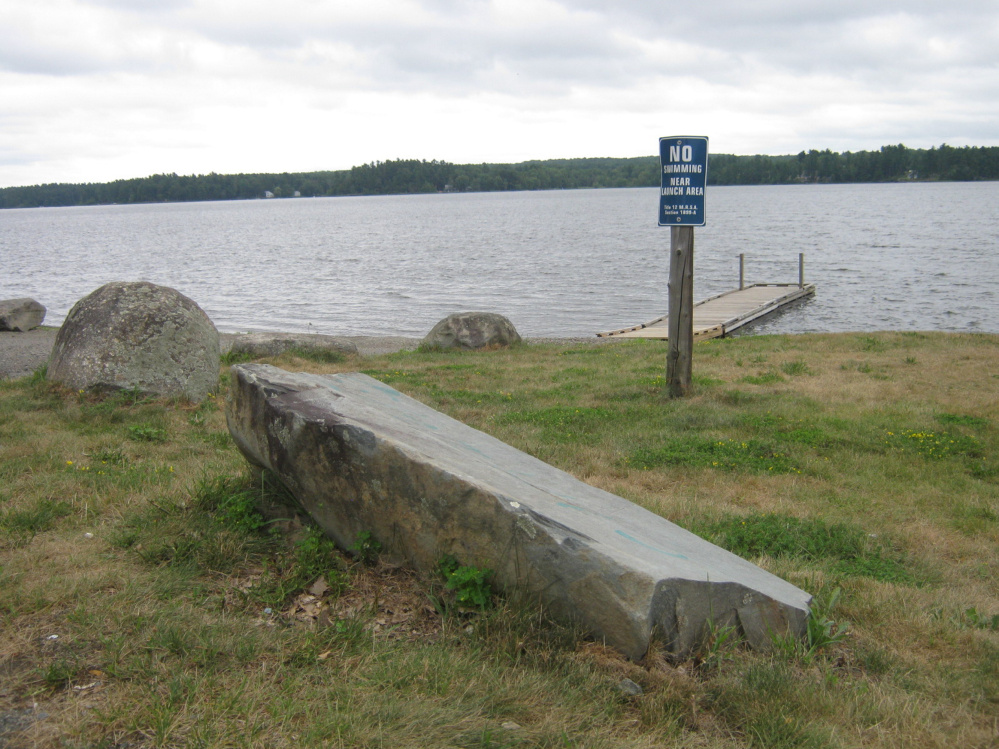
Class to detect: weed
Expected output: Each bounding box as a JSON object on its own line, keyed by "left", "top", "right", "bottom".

{"left": 26, "top": 364, "right": 48, "bottom": 385}
{"left": 194, "top": 473, "right": 267, "bottom": 533}
{"left": 885, "top": 428, "right": 981, "bottom": 459}
{"left": 0, "top": 499, "right": 73, "bottom": 546}
{"left": 963, "top": 607, "right": 999, "bottom": 631}
{"left": 934, "top": 606, "right": 999, "bottom": 632}
{"left": 935, "top": 413, "right": 989, "bottom": 429}
{"left": 291, "top": 527, "right": 344, "bottom": 589}
{"left": 128, "top": 424, "right": 168, "bottom": 442}
{"left": 287, "top": 346, "right": 347, "bottom": 364}
{"left": 350, "top": 530, "right": 382, "bottom": 565}
{"left": 804, "top": 587, "right": 849, "bottom": 657}
{"left": 231, "top": 525, "right": 344, "bottom": 607}
{"left": 437, "top": 554, "right": 494, "bottom": 610}
{"left": 109, "top": 386, "right": 150, "bottom": 408}
{"left": 221, "top": 350, "right": 254, "bottom": 365}
{"left": 40, "top": 657, "right": 82, "bottom": 690}
{"left": 740, "top": 372, "right": 784, "bottom": 385}
{"left": 90, "top": 445, "right": 128, "bottom": 466}
{"left": 859, "top": 335, "right": 887, "bottom": 352}
{"left": 188, "top": 398, "right": 218, "bottom": 427}
{"left": 780, "top": 360, "right": 812, "bottom": 376}
{"left": 696, "top": 619, "right": 741, "bottom": 672}
{"left": 969, "top": 461, "right": 999, "bottom": 483}
{"left": 853, "top": 645, "right": 897, "bottom": 676}
{"left": 693, "top": 374, "right": 724, "bottom": 388}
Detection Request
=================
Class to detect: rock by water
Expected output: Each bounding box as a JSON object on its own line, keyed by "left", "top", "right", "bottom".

{"left": 228, "top": 332, "right": 358, "bottom": 359}
{"left": 422, "top": 312, "right": 521, "bottom": 350}
{"left": 0, "top": 298, "right": 46, "bottom": 332}
{"left": 48, "top": 281, "right": 220, "bottom": 401}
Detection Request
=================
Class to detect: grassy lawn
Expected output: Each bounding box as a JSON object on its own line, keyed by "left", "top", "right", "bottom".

{"left": 1, "top": 331, "right": 997, "bottom": 748}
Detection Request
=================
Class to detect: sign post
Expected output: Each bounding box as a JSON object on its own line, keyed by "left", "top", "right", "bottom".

{"left": 659, "top": 136, "right": 708, "bottom": 398}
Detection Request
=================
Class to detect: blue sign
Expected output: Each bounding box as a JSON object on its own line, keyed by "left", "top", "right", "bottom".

{"left": 659, "top": 136, "right": 708, "bottom": 227}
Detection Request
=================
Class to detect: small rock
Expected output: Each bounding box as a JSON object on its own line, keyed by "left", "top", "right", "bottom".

{"left": 421, "top": 311, "right": 521, "bottom": 350}
{"left": 501, "top": 721, "right": 522, "bottom": 731}
{"left": 83, "top": 532, "right": 94, "bottom": 539}
{"left": 228, "top": 332, "right": 357, "bottom": 359}
{"left": 0, "top": 298, "right": 46, "bottom": 332}
{"left": 617, "top": 678, "right": 643, "bottom": 697}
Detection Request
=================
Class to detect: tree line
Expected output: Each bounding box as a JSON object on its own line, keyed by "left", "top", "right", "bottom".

{"left": 2, "top": 144, "right": 997, "bottom": 209}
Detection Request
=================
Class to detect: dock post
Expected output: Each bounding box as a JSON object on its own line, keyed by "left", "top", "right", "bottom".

{"left": 799, "top": 253, "right": 804, "bottom": 289}
{"left": 739, "top": 253, "right": 745, "bottom": 290}
{"left": 667, "top": 226, "right": 694, "bottom": 398}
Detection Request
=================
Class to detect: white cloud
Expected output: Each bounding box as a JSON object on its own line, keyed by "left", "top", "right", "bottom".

{"left": 1, "top": 0, "right": 998, "bottom": 187}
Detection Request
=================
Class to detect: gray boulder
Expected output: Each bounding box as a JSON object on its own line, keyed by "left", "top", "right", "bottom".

{"left": 228, "top": 332, "right": 357, "bottom": 359}
{"left": 422, "top": 312, "right": 521, "bottom": 350}
{"left": 48, "top": 281, "right": 220, "bottom": 401}
{"left": 0, "top": 298, "right": 46, "bottom": 332}
{"left": 226, "top": 365, "right": 811, "bottom": 659}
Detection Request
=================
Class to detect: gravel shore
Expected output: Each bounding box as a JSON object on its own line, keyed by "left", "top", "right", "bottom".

{"left": 0, "top": 328, "right": 614, "bottom": 381}
{"left": 0, "top": 328, "right": 60, "bottom": 380}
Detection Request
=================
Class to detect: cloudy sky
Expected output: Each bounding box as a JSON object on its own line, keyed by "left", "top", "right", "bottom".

{"left": 2, "top": 0, "right": 997, "bottom": 188}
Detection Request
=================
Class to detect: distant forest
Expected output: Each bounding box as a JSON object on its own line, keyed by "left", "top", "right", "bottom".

{"left": 2, "top": 143, "right": 997, "bottom": 209}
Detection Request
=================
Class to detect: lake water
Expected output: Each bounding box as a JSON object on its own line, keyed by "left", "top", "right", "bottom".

{"left": 1, "top": 183, "right": 996, "bottom": 338}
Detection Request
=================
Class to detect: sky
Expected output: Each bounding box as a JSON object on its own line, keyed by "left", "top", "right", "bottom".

{"left": 2, "top": 0, "right": 998, "bottom": 188}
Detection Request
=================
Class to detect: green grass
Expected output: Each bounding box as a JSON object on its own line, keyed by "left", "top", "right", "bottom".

{"left": 1, "top": 331, "right": 998, "bottom": 748}
{"left": 688, "top": 513, "right": 919, "bottom": 585}
{"left": 627, "top": 437, "right": 801, "bottom": 474}
{"left": 499, "top": 405, "right": 617, "bottom": 445}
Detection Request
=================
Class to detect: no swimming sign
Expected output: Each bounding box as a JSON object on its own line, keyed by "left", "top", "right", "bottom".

{"left": 659, "top": 136, "right": 708, "bottom": 227}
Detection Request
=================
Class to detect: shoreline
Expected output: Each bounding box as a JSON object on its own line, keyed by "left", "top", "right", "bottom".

{"left": 0, "top": 327, "right": 616, "bottom": 381}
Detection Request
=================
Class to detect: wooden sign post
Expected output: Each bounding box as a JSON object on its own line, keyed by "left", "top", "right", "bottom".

{"left": 659, "top": 136, "right": 708, "bottom": 398}
{"left": 667, "top": 226, "right": 694, "bottom": 396}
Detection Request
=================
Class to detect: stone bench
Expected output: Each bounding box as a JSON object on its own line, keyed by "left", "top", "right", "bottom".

{"left": 226, "top": 364, "right": 811, "bottom": 658}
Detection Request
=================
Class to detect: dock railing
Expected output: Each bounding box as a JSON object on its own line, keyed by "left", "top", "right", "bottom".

{"left": 739, "top": 252, "right": 805, "bottom": 290}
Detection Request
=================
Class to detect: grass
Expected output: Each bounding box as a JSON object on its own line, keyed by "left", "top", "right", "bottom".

{"left": 0, "top": 331, "right": 997, "bottom": 747}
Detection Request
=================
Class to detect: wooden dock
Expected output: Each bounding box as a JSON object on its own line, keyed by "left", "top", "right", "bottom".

{"left": 597, "top": 282, "right": 816, "bottom": 340}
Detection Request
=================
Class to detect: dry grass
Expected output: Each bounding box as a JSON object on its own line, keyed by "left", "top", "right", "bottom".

{"left": 1, "top": 331, "right": 997, "bottom": 748}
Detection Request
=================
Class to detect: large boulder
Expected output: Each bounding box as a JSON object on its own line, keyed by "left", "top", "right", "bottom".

{"left": 0, "top": 298, "right": 46, "bottom": 332}
{"left": 228, "top": 332, "right": 357, "bottom": 359}
{"left": 422, "top": 312, "right": 521, "bottom": 350}
{"left": 226, "top": 365, "right": 811, "bottom": 659}
{"left": 48, "top": 282, "right": 220, "bottom": 401}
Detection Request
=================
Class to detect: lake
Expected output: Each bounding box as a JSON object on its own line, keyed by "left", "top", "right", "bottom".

{"left": 1, "top": 183, "right": 996, "bottom": 338}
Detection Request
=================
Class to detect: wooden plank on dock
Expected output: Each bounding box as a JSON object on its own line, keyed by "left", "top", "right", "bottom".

{"left": 597, "top": 283, "right": 815, "bottom": 340}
